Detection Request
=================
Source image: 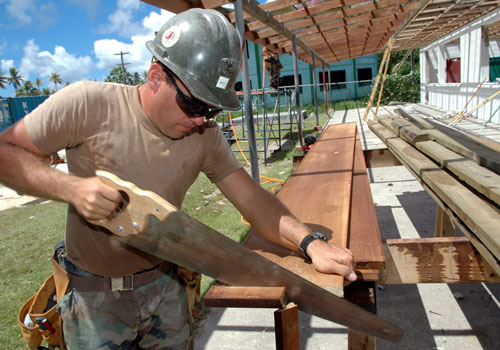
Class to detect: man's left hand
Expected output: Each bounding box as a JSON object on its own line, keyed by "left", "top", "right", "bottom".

{"left": 307, "top": 240, "right": 357, "bottom": 282}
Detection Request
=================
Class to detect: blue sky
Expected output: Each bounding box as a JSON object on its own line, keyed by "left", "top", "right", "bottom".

{"left": 0, "top": 0, "right": 178, "bottom": 97}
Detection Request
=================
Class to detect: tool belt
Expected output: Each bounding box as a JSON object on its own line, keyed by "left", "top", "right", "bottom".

{"left": 18, "top": 243, "right": 69, "bottom": 349}
{"left": 177, "top": 266, "right": 202, "bottom": 323}
{"left": 18, "top": 242, "right": 201, "bottom": 348}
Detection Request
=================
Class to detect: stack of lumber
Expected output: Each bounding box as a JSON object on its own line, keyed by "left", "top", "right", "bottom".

{"left": 367, "top": 108, "right": 500, "bottom": 276}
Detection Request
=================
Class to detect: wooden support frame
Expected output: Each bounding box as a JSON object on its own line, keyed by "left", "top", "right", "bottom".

{"left": 204, "top": 285, "right": 286, "bottom": 308}
{"left": 368, "top": 120, "right": 500, "bottom": 275}
{"left": 434, "top": 206, "right": 455, "bottom": 237}
{"left": 380, "top": 236, "right": 500, "bottom": 285}
{"left": 274, "top": 303, "right": 300, "bottom": 350}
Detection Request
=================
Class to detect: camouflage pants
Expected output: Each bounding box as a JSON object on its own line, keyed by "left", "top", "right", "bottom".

{"left": 267, "top": 67, "right": 280, "bottom": 89}
{"left": 57, "top": 271, "right": 192, "bottom": 349}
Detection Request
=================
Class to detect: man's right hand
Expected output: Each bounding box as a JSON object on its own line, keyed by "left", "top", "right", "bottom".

{"left": 70, "top": 176, "right": 123, "bottom": 221}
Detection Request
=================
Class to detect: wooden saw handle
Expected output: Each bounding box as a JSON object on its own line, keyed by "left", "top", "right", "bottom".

{"left": 88, "top": 170, "right": 177, "bottom": 238}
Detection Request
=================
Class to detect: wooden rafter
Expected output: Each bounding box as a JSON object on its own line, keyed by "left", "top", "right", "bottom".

{"left": 142, "top": 0, "right": 500, "bottom": 64}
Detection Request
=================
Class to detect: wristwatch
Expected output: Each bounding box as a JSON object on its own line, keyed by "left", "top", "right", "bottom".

{"left": 299, "top": 232, "right": 328, "bottom": 261}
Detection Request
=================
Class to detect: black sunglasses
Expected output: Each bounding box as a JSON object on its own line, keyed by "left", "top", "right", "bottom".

{"left": 162, "top": 68, "right": 222, "bottom": 119}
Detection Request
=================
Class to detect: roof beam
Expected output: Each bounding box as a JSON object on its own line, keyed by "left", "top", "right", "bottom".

{"left": 238, "top": 0, "right": 328, "bottom": 66}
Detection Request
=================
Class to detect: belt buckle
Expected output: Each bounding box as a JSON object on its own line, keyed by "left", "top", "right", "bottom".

{"left": 111, "top": 275, "right": 134, "bottom": 291}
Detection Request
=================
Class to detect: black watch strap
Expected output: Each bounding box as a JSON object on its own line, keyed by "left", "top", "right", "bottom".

{"left": 298, "top": 232, "right": 328, "bottom": 261}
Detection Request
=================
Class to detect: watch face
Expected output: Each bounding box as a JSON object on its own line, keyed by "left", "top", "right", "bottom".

{"left": 313, "top": 232, "right": 328, "bottom": 241}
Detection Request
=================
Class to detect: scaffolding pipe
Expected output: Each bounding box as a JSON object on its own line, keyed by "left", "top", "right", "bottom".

{"left": 312, "top": 55, "right": 319, "bottom": 128}
{"left": 322, "top": 64, "right": 327, "bottom": 116}
{"left": 235, "top": 0, "right": 259, "bottom": 181}
{"left": 328, "top": 64, "right": 332, "bottom": 114}
{"left": 292, "top": 36, "right": 304, "bottom": 149}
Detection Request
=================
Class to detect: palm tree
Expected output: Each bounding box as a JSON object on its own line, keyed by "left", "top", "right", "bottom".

{"left": 8, "top": 67, "right": 24, "bottom": 89}
{"left": 34, "top": 78, "right": 43, "bottom": 90}
{"left": 50, "top": 72, "right": 62, "bottom": 91}
{"left": 0, "top": 71, "right": 8, "bottom": 89}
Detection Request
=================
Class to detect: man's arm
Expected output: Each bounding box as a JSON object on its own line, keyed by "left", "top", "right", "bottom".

{"left": 0, "top": 119, "right": 122, "bottom": 220}
{"left": 216, "top": 168, "right": 357, "bottom": 281}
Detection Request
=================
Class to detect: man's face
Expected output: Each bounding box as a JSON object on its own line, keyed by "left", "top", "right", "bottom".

{"left": 149, "top": 69, "right": 207, "bottom": 140}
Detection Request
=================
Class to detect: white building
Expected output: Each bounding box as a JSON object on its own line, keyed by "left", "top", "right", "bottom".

{"left": 421, "top": 7, "right": 500, "bottom": 124}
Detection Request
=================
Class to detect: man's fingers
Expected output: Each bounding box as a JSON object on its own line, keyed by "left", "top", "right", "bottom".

{"left": 72, "top": 177, "right": 123, "bottom": 220}
{"left": 100, "top": 184, "right": 124, "bottom": 204}
{"left": 330, "top": 258, "right": 357, "bottom": 282}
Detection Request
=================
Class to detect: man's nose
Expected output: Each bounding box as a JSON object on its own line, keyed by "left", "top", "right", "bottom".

{"left": 191, "top": 116, "right": 206, "bottom": 126}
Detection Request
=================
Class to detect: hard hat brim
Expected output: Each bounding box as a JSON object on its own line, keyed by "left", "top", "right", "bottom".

{"left": 146, "top": 41, "right": 241, "bottom": 111}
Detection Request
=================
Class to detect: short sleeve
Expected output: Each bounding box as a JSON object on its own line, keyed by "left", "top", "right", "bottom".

{"left": 201, "top": 122, "right": 243, "bottom": 183}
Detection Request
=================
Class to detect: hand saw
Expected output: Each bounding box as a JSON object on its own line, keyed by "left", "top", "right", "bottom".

{"left": 90, "top": 170, "right": 403, "bottom": 342}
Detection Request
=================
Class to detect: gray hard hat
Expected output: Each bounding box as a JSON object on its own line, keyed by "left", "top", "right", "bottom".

{"left": 146, "top": 8, "right": 241, "bottom": 110}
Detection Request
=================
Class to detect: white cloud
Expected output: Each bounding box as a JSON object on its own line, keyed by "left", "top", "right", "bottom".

{"left": 5, "top": 0, "right": 58, "bottom": 28}
{"left": 94, "top": 9, "right": 175, "bottom": 75}
{"left": 67, "top": 0, "right": 100, "bottom": 19}
{"left": 8, "top": 5, "right": 175, "bottom": 85}
{"left": 19, "top": 39, "right": 94, "bottom": 84}
{"left": 36, "top": 2, "right": 57, "bottom": 28}
{"left": 5, "top": 0, "right": 35, "bottom": 25}
{"left": 142, "top": 9, "right": 175, "bottom": 33}
{"left": 98, "top": 0, "right": 147, "bottom": 38}
{"left": 1, "top": 59, "right": 15, "bottom": 73}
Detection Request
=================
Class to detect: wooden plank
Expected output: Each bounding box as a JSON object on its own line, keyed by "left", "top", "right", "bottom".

{"left": 203, "top": 285, "right": 286, "bottom": 308}
{"left": 395, "top": 108, "right": 500, "bottom": 173}
{"left": 244, "top": 123, "right": 358, "bottom": 295}
{"left": 141, "top": 0, "right": 203, "bottom": 13}
{"left": 274, "top": 303, "right": 300, "bottom": 350}
{"left": 368, "top": 121, "right": 500, "bottom": 263}
{"left": 380, "top": 237, "right": 500, "bottom": 284}
{"left": 392, "top": 120, "right": 428, "bottom": 144}
{"left": 373, "top": 130, "right": 500, "bottom": 277}
{"left": 378, "top": 115, "right": 429, "bottom": 144}
{"left": 348, "top": 133, "right": 385, "bottom": 278}
{"left": 391, "top": 141, "right": 500, "bottom": 260}
{"left": 415, "top": 140, "right": 500, "bottom": 207}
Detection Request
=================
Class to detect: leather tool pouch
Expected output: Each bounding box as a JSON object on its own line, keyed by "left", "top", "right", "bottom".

{"left": 18, "top": 242, "right": 69, "bottom": 349}
{"left": 176, "top": 266, "right": 202, "bottom": 322}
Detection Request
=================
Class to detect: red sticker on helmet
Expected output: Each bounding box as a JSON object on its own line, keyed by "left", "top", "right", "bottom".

{"left": 162, "top": 26, "right": 180, "bottom": 48}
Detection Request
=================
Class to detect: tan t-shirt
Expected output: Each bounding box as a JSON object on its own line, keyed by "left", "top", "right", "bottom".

{"left": 24, "top": 81, "right": 242, "bottom": 276}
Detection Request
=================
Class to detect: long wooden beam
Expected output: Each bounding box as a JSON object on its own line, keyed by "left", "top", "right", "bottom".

{"left": 237, "top": 0, "right": 328, "bottom": 67}
{"left": 380, "top": 237, "right": 500, "bottom": 284}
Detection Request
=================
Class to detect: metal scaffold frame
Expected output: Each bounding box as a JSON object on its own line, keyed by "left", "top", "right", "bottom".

{"left": 220, "top": 87, "right": 308, "bottom": 166}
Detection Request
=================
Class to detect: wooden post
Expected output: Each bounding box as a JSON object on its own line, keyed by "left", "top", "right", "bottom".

{"left": 345, "top": 282, "right": 377, "bottom": 350}
{"left": 274, "top": 303, "right": 300, "bottom": 350}
{"left": 374, "top": 39, "right": 395, "bottom": 120}
{"left": 348, "top": 329, "right": 376, "bottom": 350}
{"left": 363, "top": 40, "right": 393, "bottom": 121}
{"left": 434, "top": 206, "right": 455, "bottom": 237}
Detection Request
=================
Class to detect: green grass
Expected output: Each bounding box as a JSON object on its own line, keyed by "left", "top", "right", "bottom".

{"left": 0, "top": 201, "right": 67, "bottom": 350}
{"left": 0, "top": 108, "right": 330, "bottom": 349}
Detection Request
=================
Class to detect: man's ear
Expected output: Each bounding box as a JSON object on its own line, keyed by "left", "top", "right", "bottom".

{"left": 147, "top": 63, "right": 164, "bottom": 90}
